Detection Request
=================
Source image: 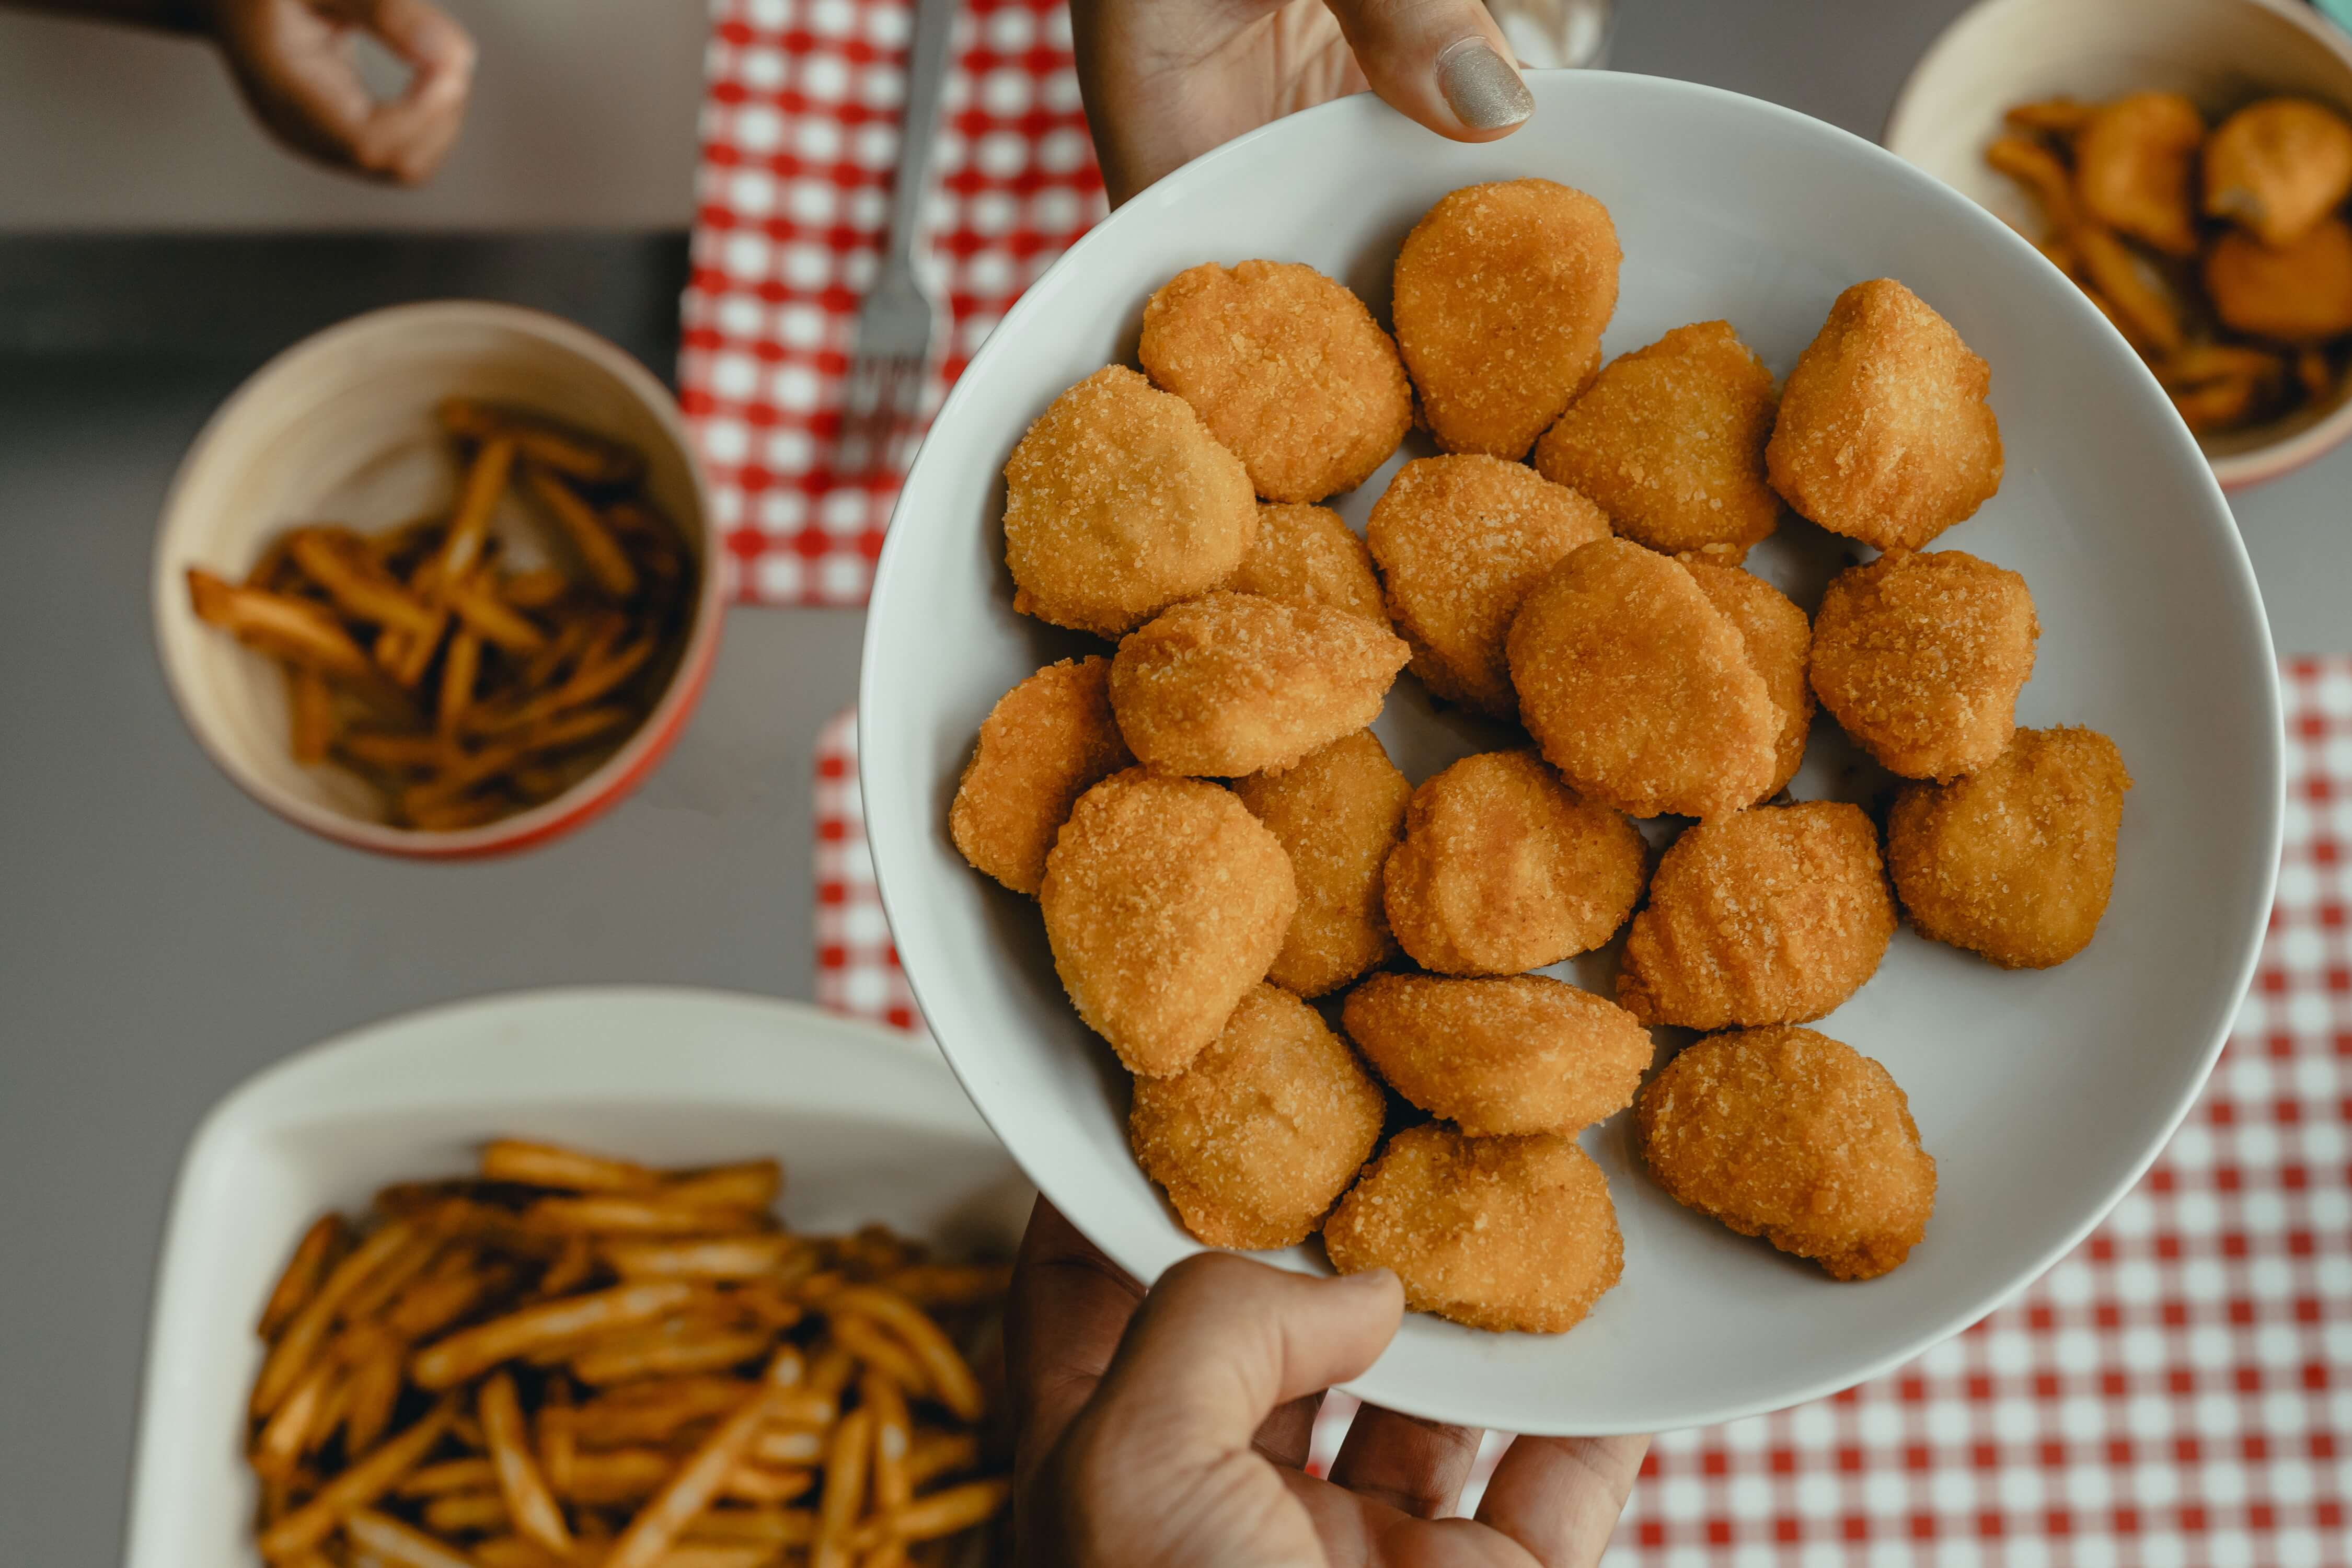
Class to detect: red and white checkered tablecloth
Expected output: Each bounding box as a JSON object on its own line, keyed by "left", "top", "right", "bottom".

{"left": 682, "top": 0, "right": 1105, "bottom": 607}
{"left": 814, "top": 660, "right": 2352, "bottom": 1562}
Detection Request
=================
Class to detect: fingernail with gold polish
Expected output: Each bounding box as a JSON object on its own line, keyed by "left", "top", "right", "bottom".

{"left": 1437, "top": 38, "right": 1534, "bottom": 131}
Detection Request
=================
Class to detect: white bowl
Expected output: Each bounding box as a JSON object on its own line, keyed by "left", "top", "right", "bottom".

{"left": 860, "top": 73, "right": 2284, "bottom": 1436}
{"left": 152, "top": 302, "right": 726, "bottom": 858}
{"left": 122, "top": 988, "right": 1029, "bottom": 1568}
{"left": 1884, "top": 0, "right": 2352, "bottom": 491}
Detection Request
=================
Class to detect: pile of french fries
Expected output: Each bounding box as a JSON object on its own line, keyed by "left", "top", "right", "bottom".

{"left": 245, "top": 1139, "right": 1012, "bottom": 1568}
{"left": 188, "top": 401, "right": 694, "bottom": 831}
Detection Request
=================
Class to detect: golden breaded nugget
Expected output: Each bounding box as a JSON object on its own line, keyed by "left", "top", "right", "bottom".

{"left": 1366, "top": 455, "right": 1611, "bottom": 717}
{"left": 1382, "top": 750, "right": 1645, "bottom": 976}
{"left": 1808, "top": 550, "right": 2039, "bottom": 782}
{"left": 1139, "top": 260, "right": 1412, "bottom": 503}
{"left": 1766, "top": 280, "right": 2004, "bottom": 552}
{"left": 2204, "top": 98, "right": 2352, "bottom": 247}
{"left": 1129, "top": 984, "right": 1386, "bottom": 1249}
{"left": 2205, "top": 216, "right": 2352, "bottom": 342}
{"left": 1533, "top": 320, "right": 1782, "bottom": 560}
{"left": 2075, "top": 91, "right": 2205, "bottom": 256}
{"left": 1323, "top": 1124, "right": 1623, "bottom": 1333}
{"left": 1682, "top": 560, "right": 1814, "bottom": 799}
{"left": 1506, "top": 539, "right": 1780, "bottom": 819}
{"left": 1617, "top": 802, "right": 1895, "bottom": 1030}
{"left": 1889, "top": 726, "right": 2132, "bottom": 969}
{"left": 1109, "top": 592, "right": 1409, "bottom": 778}
{"left": 1233, "top": 730, "right": 1412, "bottom": 997}
{"left": 1341, "top": 973, "right": 1653, "bottom": 1138}
{"left": 1002, "top": 365, "right": 1257, "bottom": 637}
{"left": 1392, "top": 180, "right": 1622, "bottom": 459}
{"left": 1221, "top": 503, "right": 1389, "bottom": 624}
{"left": 1637, "top": 1026, "right": 1935, "bottom": 1281}
{"left": 949, "top": 655, "right": 1134, "bottom": 896}
{"left": 1040, "top": 769, "right": 1297, "bottom": 1077}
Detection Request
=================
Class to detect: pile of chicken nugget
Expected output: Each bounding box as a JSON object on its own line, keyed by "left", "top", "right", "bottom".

{"left": 949, "top": 179, "right": 2135, "bottom": 1335}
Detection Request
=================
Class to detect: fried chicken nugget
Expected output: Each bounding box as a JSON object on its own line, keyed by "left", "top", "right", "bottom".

{"left": 1506, "top": 539, "right": 1781, "bottom": 820}
{"left": 1233, "top": 730, "right": 1412, "bottom": 997}
{"left": 1765, "top": 280, "right": 2005, "bottom": 552}
{"left": 2204, "top": 97, "right": 2352, "bottom": 247}
{"left": 1365, "top": 454, "right": 1612, "bottom": 718}
{"left": 1617, "top": 802, "right": 1896, "bottom": 1030}
{"left": 2075, "top": 91, "right": 2205, "bottom": 256}
{"left": 1040, "top": 769, "right": 1297, "bottom": 1077}
{"left": 1636, "top": 1026, "right": 1935, "bottom": 1281}
{"left": 1323, "top": 1124, "right": 1623, "bottom": 1333}
{"left": 1002, "top": 365, "right": 1257, "bottom": 637}
{"left": 1129, "top": 983, "right": 1387, "bottom": 1249}
{"left": 1109, "top": 592, "right": 1410, "bottom": 777}
{"left": 950, "top": 656, "right": 1134, "bottom": 896}
{"left": 1532, "top": 320, "right": 1782, "bottom": 561}
{"left": 2205, "top": 216, "right": 2352, "bottom": 343}
{"left": 1139, "top": 260, "right": 1413, "bottom": 503}
{"left": 1392, "top": 179, "right": 1622, "bottom": 459}
{"left": 1681, "top": 561, "right": 1814, "bottom": 800}
{"left": 1342, "top": 973, "right": 1653, "bottom": 1138}
{"left": 1888, "top": 726, "right": 2132, "bottom": 970}
{"left": 1808, "top": 550, "right": 2040, "bottom": 782}
{"left": 1221, "top": 503, "right": 1389, "bottom": 624}
{"left": 1382, "top": 750, "right": 1646, "bottom": 977}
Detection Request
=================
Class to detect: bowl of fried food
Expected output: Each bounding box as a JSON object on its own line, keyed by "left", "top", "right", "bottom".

{"left": 1886, "top": 0, "right": 2352, "bottom": 488}
{"left": 859, "top": 72, "right": 2281, "bottom": 1435}
{"left": 125, "top": 988, "right": 1025, "bottom": 1568}
{"left": 153, "top": 302, "right": 723, "bottom": 856}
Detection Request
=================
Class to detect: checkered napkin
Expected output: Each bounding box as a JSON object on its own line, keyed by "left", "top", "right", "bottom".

{"left": 813, "top": 661, "right": 2352, "bottom": 1560}
{"left": 682, "top": 0, "right": 1106, "bottom": 606}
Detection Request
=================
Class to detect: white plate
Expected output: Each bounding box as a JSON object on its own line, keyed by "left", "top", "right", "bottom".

{"left": 860, "top": 72, "right": 2283, "bottom": 1435}
{"left": 122, "top": 988, "right": 1030, "bottom": 1568}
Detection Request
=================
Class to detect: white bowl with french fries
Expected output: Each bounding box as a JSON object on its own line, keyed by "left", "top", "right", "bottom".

{"left": 153, "top": 302, "right": 724, "bottom": 857}
{"left": 124, "top": 987, "right": 1028, "bottom": 1568}
{"left": 1885, "top": 0, "right": 2352, "bottom": 489}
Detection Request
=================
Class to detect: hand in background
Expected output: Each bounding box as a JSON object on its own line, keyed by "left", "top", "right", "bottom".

{"left": 1069, "top": 0, "right": 1536, "bottom": 207}
{"left": 207, "top": 0, "right": 474, "bottom": 183}
{"left": 1008, "top": 1198, "right": 1647, "bottom": 1566}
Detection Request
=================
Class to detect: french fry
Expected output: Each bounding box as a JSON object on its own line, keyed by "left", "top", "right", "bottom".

{"left": 877, "top": 1264, "right": 1012, "bottom": 1310}
{"left": 251, "top": 1357, "right": 337, "bottom": 1480}
{"left": 472, "top": 1536, "right": 569, "bottom": 1568}
{"left": 341, "top": 1330, "right": 408, "bottom": 1457}
{"left": 523, "top": 1193, "right": 766, "bottom": 1237}
{"left": 683, "top": 1508, "right": 819, "bottom": 1548}
{"left": 437, "top": 630, "right": 482, "bottom": 736}
{"left": 421, "top": 1489, "right": 510, "bottom": 1534}
{"left": 538, "top": 1235, "right": 596, "bottom": 1297}
{"left": 2004, "top": 96, "right": 2096, "bottom": 136}
{"left": 2172, "top": 374, "right": 2265, "bottom": 431}
{"left": 339, "top": 730, "right": 449, "bottom": 772}
{"left": 1986, "top": 134, "right": 2080, "bottom": 227}
{"left": 481, "top": 1371, "right": 573, "bottom": 1558}
{"left": 523, "top": 465, "right": 640, "bottom": 598}
{"left": 721, "top": 1463, "right": 816, "bottom": 1505}
{"left": 344, "top": 1508, "right": 481, "bottom": 1568}
{"left": 903, "top": 1432, "right": 979, "bottom": 1491}
{"left": 411, "top": 1281, "right": 699, "bottom": 1390}
{"left": 439, "top": 399, "right": 644, "bottom": 487}
{"left": 260, "top": 1215, "right": 348, "bottom": 1340}
{"left": 501, "top": 569, "right": 573, "bottom": 611}
{"left": 288, "top": 530, "right": 442, "bottom": 638}
{"left": 604, "top": 1355, "right": 802, "bottom": 1568}
{"left": 342, "top": 1229, "right": 450, "bottom": 1322}
{"left": 874, "top": 1478, "right": 1010, "bottom": 1546}
{"left": 826, "top": 1290, "right": 985, "bottom": 1423}
{"left": 752, "top": 1426, "right": 826, "bottom": 1468}
{"left": 405, "top": 794, "right": 513, "bottom": 832}
{"left": 537, "top": 1379, "right": 576, "bottom": 1498}
{"left": 257, "top": 1397, "right": 456, "bottom": 1559}
{"left": 812, "top": 1407, "right": 875, "bottom": 1568}
{"left": 253, "top": 1218, "right": 419, "bottom": 1419}
{"left": 602, "top": 1235, "right": 798, "bottom": 1282}
{"left": 2157, "top": 343, "right": 2286, "bottom": 389}
{"left": 864, "top": 1373, "right": 913, "bottom": 1514}
{"left": 445, "top": 574, "right": 549, "bottom": 654}
{"left": 663, "top": 1162, "right": 785, "bottom": 1213}
{"left": 469, "top": 635, "right": 655, "bottom": 737}
{"left": 435, "top": 437, "right": 518, "bottom": 586}
{"left": 482, "top": 1139, "right": 658, "bottom": 1192}
{"left": 827, "top": 1316, "right": 930, "bottom": 1398}
{"left": 660, "top": 1546, "right": 781, "bottom": 1568}
{"left": 568, "top": 1379, "right": 759, "bottom": 1447}
{"left": 559, "top": 1446, "right": 676, "bottom": 1506}
{"left": 289, "top": 666, "right": 337, "bottom": 765}
{"left": 386, "top": 1259, "right": 511, "bottom": 1342}
{"left": 2297, "top": 347, "right": 2337, "bottom": 402}
{"left": 571, "top": 1321, "right": 773, "bottom": 1386}
{"left": 396, "top": 1458, "right": 499, "bottom": 1498}
{"left": 806, "top": 1345, "right": 859, "bottom": 1406}
{"left": 188, "top": 570, "right": 379, "bottom": 683}
{"left": 2071, "top": 220, "right": 2185, "bottom": 353}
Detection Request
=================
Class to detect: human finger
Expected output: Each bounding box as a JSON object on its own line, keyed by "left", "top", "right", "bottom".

{"left": 340, "top": 0, "right": 475, "bottom": 182}
{"left": 1256, "top": 1392, "right": 1324, "bottom": 1470}
{"left": 1472, "top": 1432, "right": 1649, "bottom": 1565}
{"left": 1321, "top": 0, "right": 1534, "bottom": 139}
{"left": 1328, "top": 1404, "right": 1485, "bottom": 1519}
{"left": 1006, "top": 1198, "right": 1145, "bottom": 1473}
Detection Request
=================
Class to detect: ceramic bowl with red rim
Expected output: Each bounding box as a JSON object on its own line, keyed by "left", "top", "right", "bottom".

{"left": 1884, "top": 0, "right": 2352, "bottom": 490}
{"left": 151, "top": 301, "right": 722, "bottom": 857}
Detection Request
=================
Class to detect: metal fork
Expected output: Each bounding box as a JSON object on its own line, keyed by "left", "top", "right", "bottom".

{"left": 832, "top": 0, "right": 957, "bottom": 481}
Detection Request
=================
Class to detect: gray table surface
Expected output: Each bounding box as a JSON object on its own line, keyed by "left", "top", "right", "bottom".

{"left": 5, "top": 3, "right": 2347, "bottom": 1560}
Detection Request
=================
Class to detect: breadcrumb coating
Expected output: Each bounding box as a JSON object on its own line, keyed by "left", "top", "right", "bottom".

{"left": 1637, "top": 1025, "right": 1935, "bottom": 1281}
{"left": 1382, "top": 750, "right": 1646, "bottom": 976}
{"left": 1342, "top": 972, "right": 1654, "bottom": 1137}
{"left": 1040, "top": 768, "right": 1297, "bottom": 1077}
{"left": 1233, "top": 730, "right": 1412, "bottom": 997}
{"left": 1765, "top": 279, "right": 2003, "bottom": 552}
{"left": 1002, "top": 365, "right": 1258, "bottom": 637}
{"left": 1139, "top": 260, "right": 1412, "bottom": 503}
{"left": 1808, "top": 549, "right": 2039, "bottom": 782}
{"left": 1366, "top": 454, "right": 1612, "bottom": 717}
{"left": 1617, "top": 801, "right": 1896, "bottom": 1029}
{"left": 1393, "top": 180, "right": 1622, "bottom": 459}
{"left": 1324, "top": 1124, "right": 1624, "bottom": 1333}
{"left": 1889, "top": 725, "right": 2132, "bottom": 969}
{"left": 1129, "top": 983, "right": 1387, "bottom": 1249}
{"left": 1682, "top": 560, "right": 1815, "bottom": 800}
{"left": 1506, "top": 538, "right": 1780, "bottom": 820}
{"left": 950, "top": 655, "right": 1134, "bottom": 896}
{"left": 1534, "top": 320, "right": 1782, "bottom": 560}
{"left": 1221, "top": 502, "right": 1390, "bottom": 625}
